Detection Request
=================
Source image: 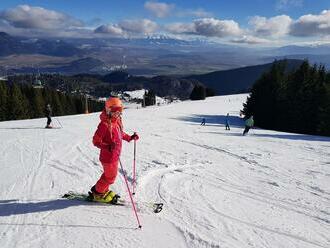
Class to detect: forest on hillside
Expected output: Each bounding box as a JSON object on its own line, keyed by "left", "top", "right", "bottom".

{"left": 0, "top": 82, "right": 104, "bottom": 121}
{"left": 243, "top": 60, "right": 330, "bottom": 136}
{"left": 7, "top": 72, "right": 201, "bottom": 100}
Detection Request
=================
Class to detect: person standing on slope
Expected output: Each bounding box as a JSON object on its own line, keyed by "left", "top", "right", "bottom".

{"left": 89, "top": 97, "right": 139, "bottom": 203}
{"left": 243, "top": 115, "right": 254, "bottom": 135}
{"left": 225, "top": 113, "right": 230, "bottom": 130}
{"left": 45, "top": 103, "right": 52, "bottom": 128}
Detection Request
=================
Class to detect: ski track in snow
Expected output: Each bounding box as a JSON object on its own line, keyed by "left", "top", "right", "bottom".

{"left": 0, "top": 94, "right": 330, "bottom": 248}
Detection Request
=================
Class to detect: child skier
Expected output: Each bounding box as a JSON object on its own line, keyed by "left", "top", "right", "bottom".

{"left": 90, "top": 97, "right": 139, "bottom": 203}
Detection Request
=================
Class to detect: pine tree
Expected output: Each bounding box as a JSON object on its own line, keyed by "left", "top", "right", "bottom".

{"left": 190, "top": 85, "right": 206, "bottom": 100}
{"left": 74, "top": 96, "right": 84, "bottom": 114}
{"left": 243, "top": 61, "right": 286, "bottom": 129}
{"left": 243, "top": 59, "right": 330, "bottom": 136}
{"left": 51, "top": 90, "right": 64, "bottom": 116}
{"left": 29, "top": 88, "right": 45, "bottom": 118}
{"left": 8, "top": 83, "right": 30, "bottom": 120}
{"left": 318, "top": 79, "right": 330, "bottom": 135}
{"left": 0, "top": 81, "right": 8, "bottom": 121}
{"left": 144, "top": 90, "right": 156, "bottom": 106}
{"left": 205, "top": 87, "right": 216, "bottom": 97}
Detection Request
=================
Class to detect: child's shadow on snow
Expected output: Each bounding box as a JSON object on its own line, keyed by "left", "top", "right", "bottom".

{"left": 0, "top": 199, "right": 83, "bottom": 217}
{"left": 0, "top": 199, "right": 135, "bottom": 230}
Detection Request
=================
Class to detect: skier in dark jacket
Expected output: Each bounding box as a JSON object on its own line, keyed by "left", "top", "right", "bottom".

{"left": 225, "top": 113, "right": 230, "bottom": 130}
{"left": 45, "top": 104, "right": 52, "bottom": 128}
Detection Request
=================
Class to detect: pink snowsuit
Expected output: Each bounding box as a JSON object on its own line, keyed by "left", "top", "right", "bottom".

{"left": 92, "top": 110, "right": 131, "bottom": 193}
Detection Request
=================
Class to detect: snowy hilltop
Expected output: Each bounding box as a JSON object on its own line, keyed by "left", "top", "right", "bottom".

{"left": 0, "top": 94, "right": 329, "bottom": 248}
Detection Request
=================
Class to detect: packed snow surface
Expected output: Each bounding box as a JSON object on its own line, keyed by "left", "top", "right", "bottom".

{"left": 0, "top": 94, "right": 329, "bottom": 248}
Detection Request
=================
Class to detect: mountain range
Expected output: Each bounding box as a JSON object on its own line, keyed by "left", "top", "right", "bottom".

{"left": 1, "top": 32, "right": 329, "bottom": 76}
{"left": 0, "top": 32, "right": 82, "bottom": 57}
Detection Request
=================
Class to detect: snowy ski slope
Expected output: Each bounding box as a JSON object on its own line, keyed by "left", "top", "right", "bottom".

{"left": 0, "top": 94, "right": 329, "bottom": 248}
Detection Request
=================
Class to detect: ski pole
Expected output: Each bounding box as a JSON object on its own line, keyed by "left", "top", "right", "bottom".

{"left": 132, "top": 134, "right": 137, "bottom": 195}
{"left": 55, "top": 117, "right": 63, "bottom": 128}
{"left": 119, "top": 159, "right": 142, "bottom": 228}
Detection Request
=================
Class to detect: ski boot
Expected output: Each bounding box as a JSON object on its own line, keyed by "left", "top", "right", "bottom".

{"left": 88, "top": 186, "right": 120, "bottom": 204}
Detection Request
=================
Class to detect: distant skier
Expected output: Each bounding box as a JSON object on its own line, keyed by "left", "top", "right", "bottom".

{"left": 225, "top": 113, "right": 230, "bottom": 130}
{"left": 201, "top": 118, "right": 206, "bottom": 126}
{"left": 90, "top": 97, "right": 139, "bottom": 203}
{"left": 243, "top": 115, "right": 254, "bottom": 136}
{"left": 45, "top": 104, "right": 52, "bottom": 128}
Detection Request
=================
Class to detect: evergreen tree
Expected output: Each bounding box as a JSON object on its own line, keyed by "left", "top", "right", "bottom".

{"left": 42, "top": 87, "right": 52, "bottom": 108}
{"left": 8, "top": 83, "right": 30, "bottom": 120}
{"left": 74, "top": 96, "right": 84, "bottom": 114}
{"left": 64, "top": 94, "right": 77, "bottom": 115}
{"left": 243, "top": 59, "right": 330, "bottom": 136}
{"left": 205, "top": 87, "right": 216, "bottom": 97}
{"left": 30, "top": 88, "right": 45, "bottom": 118}
{"left": 51, "top": 90, "right": 64, "bottom": 116}
{"left": 143, "top": 90, "right": 156, "bottom": 107}
{"left": 190, "top": 85, "right": 206, "bottom": 100}
{"left": 318, "top": 82, "right": 330, "bottom": 135}
{"left": 0, "top": 81, "right": 8, "bottom": 121}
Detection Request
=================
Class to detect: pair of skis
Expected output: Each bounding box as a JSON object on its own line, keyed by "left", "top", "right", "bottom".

{"left": 62, "top": 191, "right": 163, "bottom": 214}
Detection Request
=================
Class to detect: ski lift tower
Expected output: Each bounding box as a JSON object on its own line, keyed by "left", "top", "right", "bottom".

{"left": 122, "top": 55, "right": 127, "bottom": 70}
{"left": 33, "top": 78, "right": 43, "bottom": 88}
{"left": 33, "top": 68, "right": 44, "bottom": 89}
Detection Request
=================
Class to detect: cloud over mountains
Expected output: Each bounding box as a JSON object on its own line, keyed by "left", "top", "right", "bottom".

{"left": 144, "top": 1, "right": 174, "bottom": 18}
{"left": 0, "top": 3, "right": 330, "bottom": 45}
{"left": 0, "top": 5, "right": 83, "bottom": 30}
{"left": 290, "top": 10, "right": 330, "bottom": 36}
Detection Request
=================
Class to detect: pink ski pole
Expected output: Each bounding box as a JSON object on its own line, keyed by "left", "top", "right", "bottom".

{"left": 119, "top": 159, "right": 142, "bottom": 228}
{"left": 132, "top": 134, "right": 137, "bottom": 195}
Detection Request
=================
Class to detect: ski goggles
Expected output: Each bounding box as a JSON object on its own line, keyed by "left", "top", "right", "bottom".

{"left": 106, "top": 106, "right": 123, "bottom": 116}
{"left": 110, "top": 106, "right": 123, "bottom": 112}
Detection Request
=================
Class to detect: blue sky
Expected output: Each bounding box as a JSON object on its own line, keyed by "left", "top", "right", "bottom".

{"left": 0, "top": 0, "right": 330, "bottom": 46}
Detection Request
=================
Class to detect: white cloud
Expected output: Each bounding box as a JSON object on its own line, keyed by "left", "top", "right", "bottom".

{"left": 119, "top": 19, "right": 158, "bottom": 34}
{"left": 164, "top": 18, "right": 242, "bottom": 38}
{"left": 249, "top": 15, "right": 292, "bottom": 37}
{"left": 176, "top": 8, "right": 213, "bottom": 18}
{"left": 193, "top": 18, "right": 242, "bottom": 37}
{"left": 94, "top": 24, "right": 125, "bottom": 36}
{"left": 2, "top": 4, "right": 330, "bottom": 45}
{"left": 164, "top": 22, "right": 195, "bottom": 34}
{"left": 94, "top": 19, "right": 158, "bottom": 36}
{"left": 231, "top": 35, "right": 270, "bottom": 44}
{"left": 144, "top": 1, "right": 174, "bottom": 18}
{"left": 276, "top": 0, "right": 303, "bottom": 11}
{"left": 0, "top": 5, "right": 83, "bottom": 30}
{"left": 290, "top": 10, "right": 330, "bottom": 36}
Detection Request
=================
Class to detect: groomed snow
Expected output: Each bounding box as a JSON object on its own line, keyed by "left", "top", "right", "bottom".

{"left": 0, "top": 94, "right": 329, "bottom": 248}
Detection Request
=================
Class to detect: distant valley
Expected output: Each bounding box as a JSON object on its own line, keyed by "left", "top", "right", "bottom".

{"left": 0, "top": 32, "right": 328, "bottom": 99}
{"left": 1, "top": 32, "right": 329, "bottom": 77}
